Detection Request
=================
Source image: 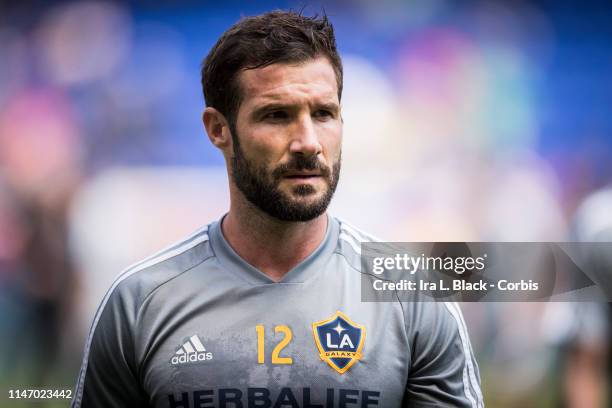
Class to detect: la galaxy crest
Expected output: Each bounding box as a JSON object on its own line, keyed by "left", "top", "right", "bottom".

{"left": 312, "top": 311, "right": 365, "bottom": 374}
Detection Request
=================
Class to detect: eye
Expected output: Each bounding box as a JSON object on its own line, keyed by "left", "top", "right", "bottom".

{"left": 313, "top": 109, "right": 333, "bottom": 120}
{"left": 263, "top": 110, "right": 289, "bottom": 121}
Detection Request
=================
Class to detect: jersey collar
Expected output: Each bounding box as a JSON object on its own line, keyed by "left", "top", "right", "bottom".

{"left": 209, "top": 213, "right": 339, "bottom": 285}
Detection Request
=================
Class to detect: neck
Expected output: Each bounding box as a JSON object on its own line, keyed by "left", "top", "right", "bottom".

{"left": 221, "top": 196, "right": 328, "bottom": 282}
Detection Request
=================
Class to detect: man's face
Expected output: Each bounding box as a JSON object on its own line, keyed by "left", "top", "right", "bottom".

{"left": 230, "top": 57, "right": 342, "bottom": 222}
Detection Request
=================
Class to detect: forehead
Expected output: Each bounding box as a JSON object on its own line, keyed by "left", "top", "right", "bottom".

{"left": 237, "top": 57, "right": 339, "bottom": 108}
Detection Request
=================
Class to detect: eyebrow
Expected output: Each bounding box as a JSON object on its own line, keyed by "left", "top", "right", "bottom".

{"left": 316, "top": 102, "right": 340, "bottom": 113}
{"left": 251, "top": 103, "right": 292, "bottom": 117}
{"left": 250, "top": 101, "right": 340, "bottom": 118}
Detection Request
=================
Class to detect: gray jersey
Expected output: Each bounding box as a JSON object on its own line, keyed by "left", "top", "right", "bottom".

{"left": 72, "top": 215, "right": 483, "bottom": 407}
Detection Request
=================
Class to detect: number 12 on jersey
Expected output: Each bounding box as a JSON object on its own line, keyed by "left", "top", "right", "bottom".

{"left": 255, "top": 325, "right": 293, "bottom": 365}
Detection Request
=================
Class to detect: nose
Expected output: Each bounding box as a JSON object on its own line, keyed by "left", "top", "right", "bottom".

{"left": 288, "top": 114, "right": 322, "bottom": 157}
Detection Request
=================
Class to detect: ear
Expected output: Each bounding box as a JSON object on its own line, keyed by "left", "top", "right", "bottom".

{"left": 203, "top": 107, "right": 232, "bottom": 150}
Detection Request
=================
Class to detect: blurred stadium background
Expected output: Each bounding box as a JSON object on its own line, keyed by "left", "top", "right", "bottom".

{"left": 0, "top": 0, "right": 611, "bottom": 406}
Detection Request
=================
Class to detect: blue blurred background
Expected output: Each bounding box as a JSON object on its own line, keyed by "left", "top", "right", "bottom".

{"left": 0, "top": 1, "right": 611, "bottom": 406}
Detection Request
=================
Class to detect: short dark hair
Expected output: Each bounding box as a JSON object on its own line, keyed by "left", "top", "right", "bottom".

{"left": 201, "top": 11, "right": 343, "bottom": 125}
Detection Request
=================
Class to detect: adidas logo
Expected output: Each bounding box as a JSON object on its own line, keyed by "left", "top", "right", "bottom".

{"left": 171, "top": 335, "right": 213, "bottom": 365}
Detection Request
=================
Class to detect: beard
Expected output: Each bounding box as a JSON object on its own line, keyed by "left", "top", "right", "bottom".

{"left": 230, "top": 128, "right": 340, "bottom": 222}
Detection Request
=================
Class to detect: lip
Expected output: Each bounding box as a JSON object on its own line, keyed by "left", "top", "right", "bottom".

{"left": 282, "top": 173, "right": 322, "bottom": 182}
{"left": 283, "top": 172, "right": 322, "bottom": 178}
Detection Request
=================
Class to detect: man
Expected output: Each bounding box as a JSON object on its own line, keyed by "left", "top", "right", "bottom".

{"left": 560, "top": 186, "right": 612, "bottom": 407}
{"left": 72, "top": 11, "right": 483, "bottom": 407}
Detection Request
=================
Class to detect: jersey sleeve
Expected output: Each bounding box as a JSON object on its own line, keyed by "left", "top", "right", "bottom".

{"left": 403, "top": 301, "right": 483, "bottom": 408}
{"left": 72, "top": 282, "right": 148, "bottom": 407}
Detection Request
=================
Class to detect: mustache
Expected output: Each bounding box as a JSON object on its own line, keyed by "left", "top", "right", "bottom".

{"left": 272, "top": 156, "right": 331, "bottom": 180}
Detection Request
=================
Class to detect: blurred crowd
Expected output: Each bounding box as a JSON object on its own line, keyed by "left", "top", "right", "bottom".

{"left": 0, "top": 1, "right": 611, "bottom": 406}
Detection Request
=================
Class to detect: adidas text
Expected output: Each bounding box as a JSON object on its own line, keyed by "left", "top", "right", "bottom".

{"left": 171, "top": 352, "right": 213, "bottom": 365}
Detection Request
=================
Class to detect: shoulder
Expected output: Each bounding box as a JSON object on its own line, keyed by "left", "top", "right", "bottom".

{"left": 336, "top": 217, "right": 382, "bottom": 246}
{"left": 333, "top": 217, "right": 381, "bottom": 268}
{"left": 331, "top": 218, "right": 471, "bottom": 339}
{"left": 334, "top": 217, "right": 399, "bottom": 276}
{"left": 103, "top": 224, "right": 214, "bottom": 315}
